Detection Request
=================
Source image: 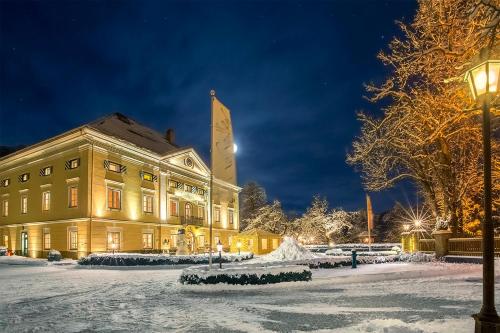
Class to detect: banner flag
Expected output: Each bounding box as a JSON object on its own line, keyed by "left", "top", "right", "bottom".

{"left": 366, "top": 194, "right": 374, "bottom": 230}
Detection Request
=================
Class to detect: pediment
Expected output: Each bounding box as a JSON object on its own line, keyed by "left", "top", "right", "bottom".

{"left": 162, "top": 148, "right": 210, "bottom": 177}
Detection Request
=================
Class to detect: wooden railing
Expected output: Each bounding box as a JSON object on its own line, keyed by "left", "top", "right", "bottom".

{"left": 418, "top": 239, "right": 435, "bottom": 253}
{"left": 448, "top": 237, "right": 500, "bottom": 257}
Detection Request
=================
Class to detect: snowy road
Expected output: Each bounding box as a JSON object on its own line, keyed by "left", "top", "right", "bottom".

{"left": 0, "top": 262, "right": 497, "bottom": 332}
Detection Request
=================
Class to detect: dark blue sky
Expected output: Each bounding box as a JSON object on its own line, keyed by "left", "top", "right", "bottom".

{"left": 0, "top": 0, "right": 418, "bottom": 213}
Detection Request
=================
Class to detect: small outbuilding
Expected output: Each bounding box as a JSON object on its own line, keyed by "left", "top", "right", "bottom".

{"left": 230, "top": 229, "right": 282, "bottom": 255}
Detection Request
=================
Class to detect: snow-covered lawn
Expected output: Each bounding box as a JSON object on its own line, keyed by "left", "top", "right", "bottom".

{"left": 0, "top": 261, "right": 498, "bottom": 332}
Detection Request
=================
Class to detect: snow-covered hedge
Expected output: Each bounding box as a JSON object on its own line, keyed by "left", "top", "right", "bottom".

{"left": 78, "top": 252, "right": 254, "bottom": 266}
{"left": 180, "top": 265, "right": 312, "bottom": 285}
{"left": 0, "top": 246, "right": 7, "bottom": 256}
{"left": 332, "top": 243, "right": 401, "bottom": 251}
{"left": 325, "top": 250, "right": 399, "bottom": 257}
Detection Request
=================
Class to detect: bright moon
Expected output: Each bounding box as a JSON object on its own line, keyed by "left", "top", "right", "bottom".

{"left": 233, "top": 143, "right": 238, "bottom": 153}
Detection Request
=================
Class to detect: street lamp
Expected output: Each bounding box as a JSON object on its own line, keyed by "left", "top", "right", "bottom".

{"left": 414, "top": 219, "right": 422, "bottom": 228}
{"left": 236, "top": 240, "right": 241, "bottom": 255}
{"left": 464, "top": 51, "right": 500, "bottom": 332}
{"left": 217, "top": 240, "right": 223, "bottom": 269}
{"left": 403, "top": 224, "right": 410, "bottom": 232}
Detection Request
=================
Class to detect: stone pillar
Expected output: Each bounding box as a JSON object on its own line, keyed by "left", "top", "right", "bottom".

{"left": 432, "top": 230, "right": 453, "bottom": 258}
{"left": 401, "top": 232, "right": 410, "bottom": 252}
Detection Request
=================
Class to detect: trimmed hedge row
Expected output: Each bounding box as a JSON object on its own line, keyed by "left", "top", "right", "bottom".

{"left": 78, "top": 253, "right": 254, "bottom": 266}
{"left": 180, "top": 270, "right": 312, "bottom": 285}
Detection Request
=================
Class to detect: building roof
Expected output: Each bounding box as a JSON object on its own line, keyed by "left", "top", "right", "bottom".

{"left": 88, "top": 113, "right": 179, "bottom": 155}
{"left": 238, "top": 228, "right": 281, "bottom": 237}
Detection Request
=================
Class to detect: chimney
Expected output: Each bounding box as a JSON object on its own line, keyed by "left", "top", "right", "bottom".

{"left": 166, "top": 128, "right": 175, "bottom": 144}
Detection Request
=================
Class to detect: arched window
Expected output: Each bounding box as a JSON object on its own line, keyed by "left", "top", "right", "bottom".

{"left": 185, "top": 203, "right": 192, "bottom": 218}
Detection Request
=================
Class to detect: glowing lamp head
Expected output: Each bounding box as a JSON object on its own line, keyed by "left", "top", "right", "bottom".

{"left": 464, "top": 59, "right": 500, "bottom": 101}
{"left": 216, "top": 240, "right": 223, "bottom": 253}
{"left": 111, "top": 242, "right": 117, "bottom": 250}
{"left": 233, "top": 143, "right": 238, "bottom": 153}
{"left": 236, "top": 241, "right": 241, "bottom": 249}
{"left": 414, "top": 220, "right": 422, "bottom": 227}
{"left": 403, "top": 224, "right": 410, "bottom": 231}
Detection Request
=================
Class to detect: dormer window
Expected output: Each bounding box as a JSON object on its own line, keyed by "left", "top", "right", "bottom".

{"left": 19, "top": 173, "right": 30, "bottom": 183}
{"left": 40, "top": 166, "right": 53, "bottom": 176}
{"left": 105, "top": 161, "right": 126, "bottom": 173}
{"left": 142, "top": 172, "right": 154, "bottom": 182}
{"left": 66, "top": 158, "right": 80, "bottom": 170}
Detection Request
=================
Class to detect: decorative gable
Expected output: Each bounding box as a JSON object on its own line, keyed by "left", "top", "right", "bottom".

{"left": 162, "top": 149, "right": 210, "bottom": 177}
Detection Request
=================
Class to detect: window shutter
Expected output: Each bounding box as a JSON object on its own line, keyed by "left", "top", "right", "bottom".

{"left": 18, "top": 175, "right": 23, "bottom": 182}
{"left": 104, "top": 160, "right": 110, "bottom": 170}
{"left": 65, "top": 160, "right": 71, "bottom": 170}
{"left": 120, "top": 165, "right": 127, "bottom": 174}
{"left": 152, "top": 175, "right": 158, "bottom": 182}
{"left": 39, "top": 168, "right": 45, "bottom": 176}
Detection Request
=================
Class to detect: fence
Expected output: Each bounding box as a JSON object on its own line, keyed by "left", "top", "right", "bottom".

{"left": 411, "top": 236, "right": 500, "bottom": 257}
{"left": 418, "top": 239, "right": 435, "bottom": 253}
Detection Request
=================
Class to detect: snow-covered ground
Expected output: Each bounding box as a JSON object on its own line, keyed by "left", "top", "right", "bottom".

{"left": 0, "top": 261, "right": 498, "bottom": 332}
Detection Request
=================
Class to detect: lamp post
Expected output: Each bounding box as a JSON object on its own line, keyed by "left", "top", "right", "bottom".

{"left": 217, "top": 240, "right": 223, "bottom": 269}
{"left": 464, "top": 51, "right": 500, "bottom": 332}
{"left": 236, "top": 241, "right": 241, "bottom": 256}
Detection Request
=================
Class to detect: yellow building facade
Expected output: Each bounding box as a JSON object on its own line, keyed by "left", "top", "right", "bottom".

{"left": 230, "top": 228, "right": 281, "bottom": 255}
{"left": 0, "top": 113, "right": 240, "bottom": 259}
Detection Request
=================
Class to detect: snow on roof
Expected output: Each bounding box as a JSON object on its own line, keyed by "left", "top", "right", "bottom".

{"left": 88, "top": 113, "right": 179, "bottom": 155}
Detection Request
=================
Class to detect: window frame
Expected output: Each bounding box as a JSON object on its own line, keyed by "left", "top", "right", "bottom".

{"left": 185, "top": 202, "right": 192, "bottom": 218}
{"left": 41, "top": 166, "right": 52, "bottom": 176}
{"left": 142, "top": 233, "right": 153, "bottom": 249}
{"left": 142, "top": 171, "right": 154, "bottom": 182}
{"left": 107, "top": 187, "right": 122, "bottom": 211}
{"left": 228, "top": 209, "right": 234, "bottom": 225}
{"left": 43, "top": 231, "right": 51, "bottom": 250}
{"left": 21, "top": 195, "right": 28, "bottom": 214}
{"left": 143, "top": 194, "right": 154, "bottom": 214}
{"left": 169, "top": 199, "right": 179, "bottom": 217}
{"left": 107, "top": 161, "right": 122, "bottom": 173}
{"left": 42, "top": 191, "right": 51, "bottom": 211}
{"left": 107, "top": 231, "right": 121, "bottom": 251}
{"left": 20, "top": 173, "right": 30, "bottom": 183}
{"left": 68, "top": 229, "right": 78, "bottom": 251}
{"left": 2, "top": 199, "right": 8, "bottom": 217}
{"left": 214, "top": 207, "right": 221, "bottom": 223}
{"left": 68, "top": 158, "right": 80, "bottom": 170}
{"left": 1, "top": 179, "right": 10, "bottom": 187}
{"left": 68, "top": 186, "right": 78, "bottom": 208}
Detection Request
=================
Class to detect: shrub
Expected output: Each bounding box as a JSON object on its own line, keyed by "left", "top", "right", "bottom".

{"left": 0, "top": 246, "right": 7, "bottom": 256}
{"left": 180, "top": 265, "right": 312, "bottom": 285}
{"left": 47, "top": 250, "right": 62, "bottom": 262}
{"left": 78, "top": 252, "right": 254, "bottom": 266}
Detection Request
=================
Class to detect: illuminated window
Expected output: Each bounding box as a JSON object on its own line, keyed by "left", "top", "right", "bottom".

{"left": 3, "top": 235, "right": 8, "bottom": 247}
{"left": 214, "top": 208, "right": 220, "bottom": 222}
{"left": 107, "top": 161, "right": 122, "bottom": 173}
{"left": 170, "top": 199, "right": 179, "bottom": 216}
{"left": 197, "top": 188, "right": 205, "bottom": 196}
{"left": 214, "top": 236, "right": 221, "bottom": 246}
{"left": 228, "top": 210, "right": 234, "bottom": 224}
{"left": 143, "top": 195, "right": 153, "bottom": 213}
{"left": 142, "top": 172, "right": 153, "bottom": 182}
{"left": 20, "top": 173, "right": 30, "bottom": 182}
{"left": 198, "top": 206, "right": 205, "bottom": 219}
{"left": 142, "top": 233, "right": 153, "bottom": 249}
{"left": 107, "top": 188, "right": 121, "bottom": 210}
{"left": 69, "top": 230, "right": 78, "bottom": 250}
{"left": 169, "top": 180, "right": 177, "bottom": 188}
{"left": 42, "top": 191, "right": 51, "bottom": 211}
{"left": 107, "top": 232, "right": 120, "bottom": 250}
{"left": 2, "top": 200, "right": 8, "bottom": 217}
{"left": 247, "top": 239, "right": 254, "bottom": 248}
{"left": 272, "top": 239, "right": 279, "bottom": 249}
{"left": 261, "top": 238, "right": 268, "bottom": 250}
{"left": 68, "top": 187, "right": 78, "bottom": 208}
{"left": 41, "top": 166, "right": 52, "bottom": 176}
{"left": 2, "top": 179, "right": 10, "bottom": 187}
{"left": 67, "top": 158, "right": 80, "bottom": 169}
{"left": 228, "top": 236, "right": 233, "bottom": 246}
{"left": 43, "top": 230, "right": 51, "bottom": 250}
{"left": 185, "top": 203, "right": 192, "bottom": 217}
{"left": 21, "top": 195, "right": 28, "bottom": 214}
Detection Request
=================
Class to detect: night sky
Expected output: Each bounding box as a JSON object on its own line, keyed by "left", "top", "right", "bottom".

{"left": 0, "top": 0, "right": 418, "bottom": 213}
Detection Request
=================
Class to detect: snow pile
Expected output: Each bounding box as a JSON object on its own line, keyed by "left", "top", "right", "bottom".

{"left": 0, "top": 255, "right": 48, "bottom": 266}
{"left": 259, "top": 237, "right": 318, "bottom": 262}
{"left": 180, "top": 264, "right": 312, "bottom": 285}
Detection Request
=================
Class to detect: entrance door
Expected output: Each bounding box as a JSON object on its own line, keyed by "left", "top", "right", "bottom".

{"left": 21, "top": 232, "right": 28, "bottom": 256}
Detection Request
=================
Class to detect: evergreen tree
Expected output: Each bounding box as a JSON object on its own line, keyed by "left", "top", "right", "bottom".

{"left": 245, "top": 200, "right": 289, "bottom": 235}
